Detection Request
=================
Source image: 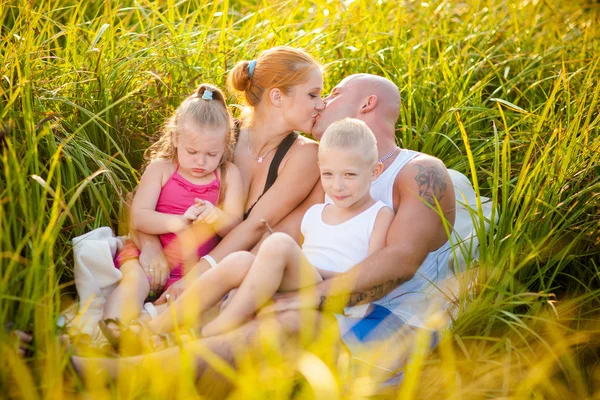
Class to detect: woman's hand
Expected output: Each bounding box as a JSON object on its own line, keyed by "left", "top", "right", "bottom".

{"left": 139, "top": 243, "right": 169, "bottom": 294}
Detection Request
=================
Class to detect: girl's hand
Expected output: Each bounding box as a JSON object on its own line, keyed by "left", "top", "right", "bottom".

{"left": 183, "top": 202, "right": 202, "bottom": 222}
{"left": 193, "top": 199, "right": 221, "bottom": 225}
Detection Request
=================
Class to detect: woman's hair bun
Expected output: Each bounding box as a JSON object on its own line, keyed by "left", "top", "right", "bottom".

{"left": 228, "top": 60, "right": 253, "bottom": 92}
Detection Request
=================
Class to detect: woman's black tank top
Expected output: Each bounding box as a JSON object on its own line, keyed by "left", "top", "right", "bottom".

{"left": 234, "top": 120, "right": 299, "bottom": 220}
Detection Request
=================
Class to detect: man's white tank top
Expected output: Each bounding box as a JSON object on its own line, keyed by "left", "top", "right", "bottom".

{"left": 327, "top": 149, "right": 452, "bottom": 327}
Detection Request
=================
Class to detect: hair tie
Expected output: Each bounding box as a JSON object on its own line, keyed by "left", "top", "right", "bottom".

{"left": 248, "top": 60, "right": 257, "bottom": 78}
{"left": 201, "top": 89, "right": 213, "bottom": 100}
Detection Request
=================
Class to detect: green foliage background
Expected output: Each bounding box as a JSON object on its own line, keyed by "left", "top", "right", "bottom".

{"left": 0, "top": 0, "right": 599, "bottom": 398}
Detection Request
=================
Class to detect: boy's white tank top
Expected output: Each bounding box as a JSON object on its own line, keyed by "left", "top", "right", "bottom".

{"left": 327, "top": 149, "right": 452, "bottom": 327}
{"left": 301, "top": 201, "right": 389, "bottom": 273}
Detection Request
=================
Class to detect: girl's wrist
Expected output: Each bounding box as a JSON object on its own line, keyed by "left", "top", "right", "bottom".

{"left": 180, "top": 215, "right": 192, "bottom": 229}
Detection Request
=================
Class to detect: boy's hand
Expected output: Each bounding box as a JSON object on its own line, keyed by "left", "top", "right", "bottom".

{"left": 193, "top": 199, "right": 220, "bottom": 225}
{"left": 154, "top": 278, "right": 187, "bottom": 305}
{"left": 220, "top": 288, "right": 238, "bottom": 312}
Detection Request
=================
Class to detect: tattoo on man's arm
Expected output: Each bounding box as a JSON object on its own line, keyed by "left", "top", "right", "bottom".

{"left": 414, "top": 165, "right": 447, "bottom": 207}
{"left": 318, "top": 278, "right": 406, "bottom": 312}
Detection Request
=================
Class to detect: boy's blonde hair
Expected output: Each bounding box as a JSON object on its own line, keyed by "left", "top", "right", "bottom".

{"left": 318, "top": 118, "right": 378, "bottom": 165}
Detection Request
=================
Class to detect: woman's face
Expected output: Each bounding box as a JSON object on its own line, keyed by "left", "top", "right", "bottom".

{"left": 279, "top": 67, "right": 325, "bottom": 133}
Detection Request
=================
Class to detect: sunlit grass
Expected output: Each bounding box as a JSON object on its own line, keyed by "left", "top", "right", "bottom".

{"left": 1, "top": 0, "right": 599, "bottom": 398}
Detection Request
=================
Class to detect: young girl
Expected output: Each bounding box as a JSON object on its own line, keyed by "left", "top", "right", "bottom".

{"left": 144, "top": 118, "right": 395, "bottom": 338}
{"left": 102, "top": 84, "right": 244, "bottom": 328}
{"left": 143, "top": 47, "right": 325, "bottom": 304}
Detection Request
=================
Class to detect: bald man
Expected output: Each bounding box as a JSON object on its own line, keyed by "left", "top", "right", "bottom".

{"left": 71, "top": 74, "right": 457, "bottom": 391}
{"left": 259, "top": 73, "right": 456, "bottom": 367}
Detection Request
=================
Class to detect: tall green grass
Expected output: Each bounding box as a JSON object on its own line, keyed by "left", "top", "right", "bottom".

{"left": 1, "top": 0, "right": 599, "bottom": 398}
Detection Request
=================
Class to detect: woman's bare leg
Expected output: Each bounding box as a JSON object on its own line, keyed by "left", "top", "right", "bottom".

{"left": 202, "top": 233, "right": 322, "bottom": 337}
{"left": 103, "top": 260, "right": 150, "bottom": 322}
{"left": 148, "top": 251, "right": 254, "bottom": 334}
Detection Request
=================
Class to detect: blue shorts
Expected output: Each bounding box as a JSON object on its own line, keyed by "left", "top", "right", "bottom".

{"left": 335, "top": 304, "right": 439, "bottom": 387}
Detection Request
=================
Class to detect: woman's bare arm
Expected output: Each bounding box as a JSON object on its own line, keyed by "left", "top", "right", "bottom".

{"left": 185, "top": 139, "right": 320, "bottom": 280}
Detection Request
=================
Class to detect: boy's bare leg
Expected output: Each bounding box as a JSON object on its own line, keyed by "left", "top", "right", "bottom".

{"left": 148, "top": 251, "right": 254, "bottom": 334}
{"left": 103, "top": 260, "right": 150, "bottom": 322}
{"left": 202, "top": 233, "right": 322, "bottom": 337}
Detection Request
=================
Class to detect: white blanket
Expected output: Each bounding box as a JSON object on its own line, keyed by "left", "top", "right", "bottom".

{"left": 63, "top": 227, "right": 125, "bottom": 341}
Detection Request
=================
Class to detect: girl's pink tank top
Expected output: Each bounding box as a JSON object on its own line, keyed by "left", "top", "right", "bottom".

{"left": 155, "top": 167, "right": 221, "bottom": 277}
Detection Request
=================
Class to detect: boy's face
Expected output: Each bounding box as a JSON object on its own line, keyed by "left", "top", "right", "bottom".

{"left": 318, "top": 147, "right": 382, "bottom": 209}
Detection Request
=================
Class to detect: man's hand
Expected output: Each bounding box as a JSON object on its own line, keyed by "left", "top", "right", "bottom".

{"left": 139, "top": 244, "right": 169, "bottom": 295}
{"left": 258, "top": 290, "right": 320, "bottom": 315}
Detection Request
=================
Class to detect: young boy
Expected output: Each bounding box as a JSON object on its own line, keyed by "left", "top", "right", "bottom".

{"left": 142, "top": 118, "right": 395, "bottom": 337}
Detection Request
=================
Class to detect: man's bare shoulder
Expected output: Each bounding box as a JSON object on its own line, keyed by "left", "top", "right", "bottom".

{"left": 395, "top": 153, "right": 453, "bottom": 206}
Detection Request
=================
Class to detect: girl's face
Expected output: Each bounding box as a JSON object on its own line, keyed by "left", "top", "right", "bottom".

{"left": 279, "top": 67, "right": 325, "bottom": 133}
{"left": 318, "top": 148, "right": 382, "bottom": 210}
{"left": 174, "top": 117, "right": 227, "bottom": 181}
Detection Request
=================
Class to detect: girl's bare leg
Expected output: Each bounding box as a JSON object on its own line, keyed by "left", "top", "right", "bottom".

{"left": 103, "top": 260, "right": 150, "bottom": 322}
{"left": 202, "top": 233, "right": 322, "bottom": 337}
{"left": 148, "top": 251, "right": 254, "bottom": 334}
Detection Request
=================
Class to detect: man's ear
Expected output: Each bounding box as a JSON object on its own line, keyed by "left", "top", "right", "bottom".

{"left": 372, "top": 161, "right": 384, "bottom": 180}
{"left": 360, "top": 95, "right": 378, "bottom": 114}
{"left": 269, "top": 88, "right": 283, "bottom": 107}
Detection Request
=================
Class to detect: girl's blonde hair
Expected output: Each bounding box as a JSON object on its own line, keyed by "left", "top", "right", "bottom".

{"left": 144, "top": 83, "right": 234, "bottom": 204}
{"left": 318, "top": 118, "right": 378, "bottom": 165}
{"left": 228, "top": 46, "right": 321, "bottom": 125}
